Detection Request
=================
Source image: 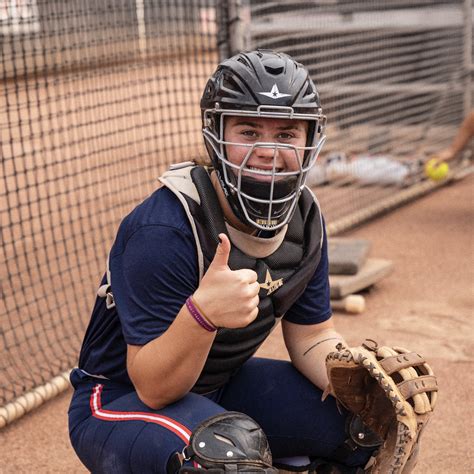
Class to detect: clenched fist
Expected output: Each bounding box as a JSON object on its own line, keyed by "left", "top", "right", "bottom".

{"left": 192, "top": 234, "right": 260, "bottom": 329}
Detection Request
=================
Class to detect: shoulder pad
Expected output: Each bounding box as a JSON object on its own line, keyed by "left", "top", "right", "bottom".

{"left": 159, "top": 163, "right": 200, "bottom": 204}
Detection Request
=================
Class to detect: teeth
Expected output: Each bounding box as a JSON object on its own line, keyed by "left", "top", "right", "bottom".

{"left": 248, "top": 166, "right": 281, "bottom": 172}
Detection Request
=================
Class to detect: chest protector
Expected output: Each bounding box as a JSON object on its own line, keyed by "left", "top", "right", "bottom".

{"left": 159, "top": 164, "right": 324, "bottom": 394}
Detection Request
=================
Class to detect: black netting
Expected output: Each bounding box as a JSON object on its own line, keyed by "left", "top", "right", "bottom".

{"left": 1, "top": 0, "right": 219, "bottom": 405}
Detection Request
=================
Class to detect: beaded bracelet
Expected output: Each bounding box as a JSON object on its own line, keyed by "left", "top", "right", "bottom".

{"left": 185, "top": 296, "right": 217, "bottom": 332}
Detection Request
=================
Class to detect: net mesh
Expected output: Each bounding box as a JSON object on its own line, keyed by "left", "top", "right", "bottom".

{"left": 244, "top": 0, "right": 472, "bottom": 221}
{"left": 1, "top": 0, "right": 219, "bottom": 406}
{"left": 1, "top": 0, "right": 472, "bottom": 409}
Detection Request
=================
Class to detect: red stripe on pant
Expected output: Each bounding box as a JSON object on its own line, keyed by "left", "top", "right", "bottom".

{"left": 89, "top": 383, "right": 192, "bottom": 444}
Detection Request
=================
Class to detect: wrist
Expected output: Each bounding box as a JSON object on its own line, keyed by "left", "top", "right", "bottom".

{"left": 185, "top": 296, "right": 217, "bottom": 332}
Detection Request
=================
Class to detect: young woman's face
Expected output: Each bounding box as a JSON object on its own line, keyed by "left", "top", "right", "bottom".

{"left": 223, "top": 116, "right": 308, "bottom": 182}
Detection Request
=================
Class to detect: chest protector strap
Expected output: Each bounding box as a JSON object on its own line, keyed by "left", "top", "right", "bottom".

{"left": 191, "top": 166, "right": 228, "bottom": 244}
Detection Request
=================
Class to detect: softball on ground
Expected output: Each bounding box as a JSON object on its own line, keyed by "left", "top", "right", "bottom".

{"left": 424, "top": 158, "right": 449, "bottom": 181}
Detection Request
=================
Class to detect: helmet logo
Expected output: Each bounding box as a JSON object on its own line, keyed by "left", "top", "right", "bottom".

{"left": 258, "top": 84, "right": 291, "bottom": 99}
{"left": 259, "top": 269, "right": 284, "bottom": 295}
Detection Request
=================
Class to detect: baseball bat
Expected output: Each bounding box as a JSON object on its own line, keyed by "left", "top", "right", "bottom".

{"left": 331, "top": 294, "right": 365, "bottom": 314}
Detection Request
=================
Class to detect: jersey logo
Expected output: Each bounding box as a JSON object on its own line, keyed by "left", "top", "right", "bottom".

{"left": 258, "top": 84, "right": 291, "bottom": 100}
{"left": 259, "top": 269, "right": 283, "bottom": 295}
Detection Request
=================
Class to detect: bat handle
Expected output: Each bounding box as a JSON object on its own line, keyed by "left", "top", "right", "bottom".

{"left": 331, "top": 294, "right": 366, "bottom": 314}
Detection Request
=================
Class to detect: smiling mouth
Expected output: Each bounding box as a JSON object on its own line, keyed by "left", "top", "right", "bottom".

{"left": 246, "top": 165, "right": 284, "bottom": 173}
{"left": 240, "top": 165, "right": 286, "bottom": 182}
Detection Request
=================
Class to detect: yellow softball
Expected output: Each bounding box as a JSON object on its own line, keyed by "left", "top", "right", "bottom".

{"left": 425, "top": 158, "right": 449, "bottom": 181}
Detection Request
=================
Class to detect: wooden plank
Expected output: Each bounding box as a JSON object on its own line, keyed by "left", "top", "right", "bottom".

{"left": 329, "top": 258, "right": 394, "bottom": 298}
{"left": 328, "top": 237, "right": 371, "bottom": 275}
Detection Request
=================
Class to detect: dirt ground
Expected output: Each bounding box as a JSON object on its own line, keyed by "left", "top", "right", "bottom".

{"left": 0, "top": 174, "right": 472, "bottom": 473}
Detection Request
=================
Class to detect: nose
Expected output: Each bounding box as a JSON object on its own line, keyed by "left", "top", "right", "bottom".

{"left": 254, "top": 144, "right": 278, "bottom": 161}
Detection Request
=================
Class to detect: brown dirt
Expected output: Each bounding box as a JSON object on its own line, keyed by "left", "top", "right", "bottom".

{"left": 0, "top": 175, "right": 473, "bottom": 473}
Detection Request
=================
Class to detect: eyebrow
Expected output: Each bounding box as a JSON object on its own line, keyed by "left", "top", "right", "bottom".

{"left": 232, "top": 120, "right": 304, "bottom": 131}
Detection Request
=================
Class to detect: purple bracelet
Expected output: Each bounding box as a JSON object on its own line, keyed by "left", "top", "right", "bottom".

{"left": 185, "top": 297, "right": 217, "bottom": 332}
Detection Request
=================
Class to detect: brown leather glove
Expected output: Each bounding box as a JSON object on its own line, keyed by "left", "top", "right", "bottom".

{"left": 325, "top": 339, "right": 438, "bottom": 473}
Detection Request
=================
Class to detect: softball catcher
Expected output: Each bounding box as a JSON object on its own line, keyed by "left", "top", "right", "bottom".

{"left": 68, "top": 50, "right": 437, "bottom": 474}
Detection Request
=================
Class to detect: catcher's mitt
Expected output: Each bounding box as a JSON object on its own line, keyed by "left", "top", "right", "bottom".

{"left": 325, "top": 339, "right": 438, "bottom": 474}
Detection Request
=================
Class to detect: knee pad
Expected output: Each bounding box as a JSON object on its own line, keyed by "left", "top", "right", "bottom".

{"left": 170, "top": 412, "right": 277, "bottom": 473}
{"left": 344, "top": 414, "right": 382, "bottom": 453}
{"left": 328, "top": 414, "right": 382, "bottom": 469}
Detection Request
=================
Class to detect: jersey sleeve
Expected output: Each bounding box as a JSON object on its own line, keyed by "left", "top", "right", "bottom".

{"left": 109, "top": 224, "right": 199, "bottom": 346}
{"left": 283, "top": 222, "right": 332, "bottom": 325}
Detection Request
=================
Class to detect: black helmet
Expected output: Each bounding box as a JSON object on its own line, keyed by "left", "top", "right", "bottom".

{"left": 201, "top": 49, "right": 326, "bottom": 231}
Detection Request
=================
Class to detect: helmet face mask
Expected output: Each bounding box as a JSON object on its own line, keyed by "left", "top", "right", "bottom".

{"left": 201, "top": 51, "right": 326, "bottom": 231}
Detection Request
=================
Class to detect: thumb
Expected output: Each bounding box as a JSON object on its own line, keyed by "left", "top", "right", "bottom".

{"left": 210, "top": 233, "right": 231, "bottom": 268}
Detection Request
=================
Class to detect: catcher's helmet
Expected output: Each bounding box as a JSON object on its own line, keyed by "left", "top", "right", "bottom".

{"left": 200, "top": 49, "right": 326, "bottom": 231}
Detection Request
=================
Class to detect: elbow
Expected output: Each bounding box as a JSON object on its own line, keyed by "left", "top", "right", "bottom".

{"left": 132, "top": 375, "right": 192, "bottom": 409}
{"left": 136, "top": 389, "right": 165, "bottom": 410}
{"left": 135, "top": 387, "right": 181, "bottom": 410}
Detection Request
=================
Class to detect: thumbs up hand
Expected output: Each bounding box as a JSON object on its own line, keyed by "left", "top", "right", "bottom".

{"left": 192, "top": 234, "right": 260, "bottom": 329}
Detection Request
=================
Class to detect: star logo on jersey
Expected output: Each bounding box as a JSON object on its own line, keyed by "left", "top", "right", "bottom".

{"left": 259, "top": 270, "right": 284, "bottom": 295}
{"left": 258, "top": 84, "right": 291, "bottom": 100}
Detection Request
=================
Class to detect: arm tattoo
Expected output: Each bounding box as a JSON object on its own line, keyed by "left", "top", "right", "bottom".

{"left": 303, "top": 337, "right": 341, "bottom": 356}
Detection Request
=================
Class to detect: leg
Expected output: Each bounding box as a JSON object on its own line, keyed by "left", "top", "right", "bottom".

{"left": 68, "top": 370, "right": 225, "bottom": 473}
{"left": 217, "top": 358, "right": 373, "bottom": 468}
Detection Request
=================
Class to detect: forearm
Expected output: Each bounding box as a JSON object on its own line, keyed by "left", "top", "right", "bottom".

{"left": 447, "top": 111, "right": 474, "bottom": 158}
{"left": 127, "top": 304, "right": 216, "bottom": 409}
{"left": 283, "top": 321, "right": 346, "bottom": 390}
{"left": 450, "top": 128, "right": 473, "bottom": 157}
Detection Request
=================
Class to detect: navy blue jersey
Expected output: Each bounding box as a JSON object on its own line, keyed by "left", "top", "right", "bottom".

{"left": 78, "top": 186, "right": 331, "bottom": 385}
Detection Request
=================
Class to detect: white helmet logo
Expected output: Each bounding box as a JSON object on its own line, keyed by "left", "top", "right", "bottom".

{"left": 258, "top": 84, "right": 291, "bottom": 99}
